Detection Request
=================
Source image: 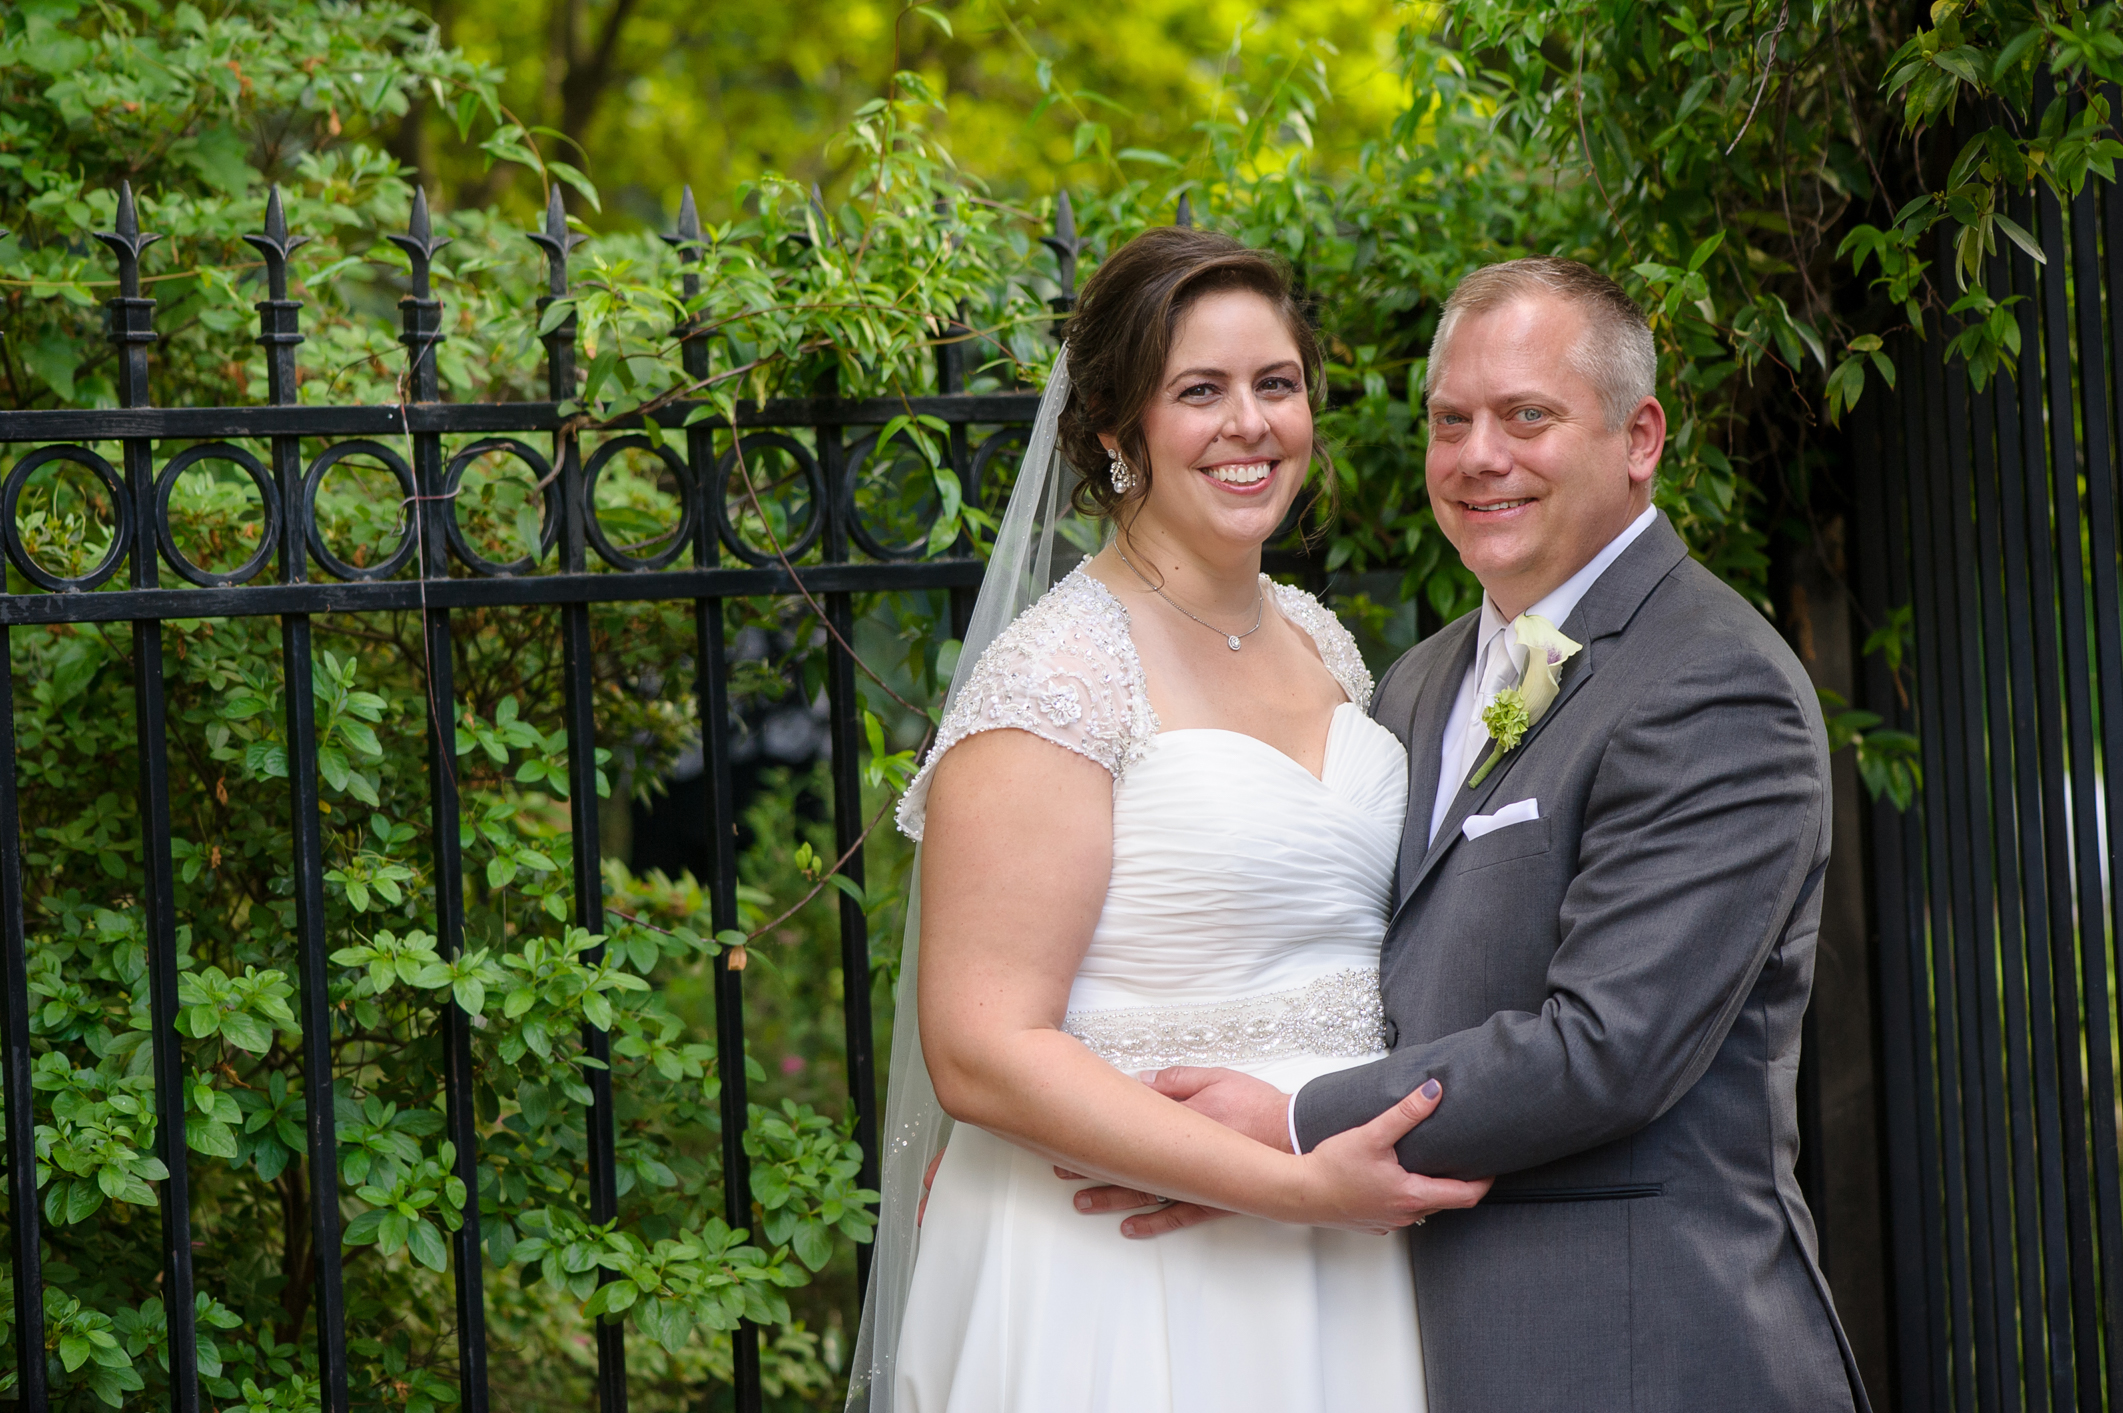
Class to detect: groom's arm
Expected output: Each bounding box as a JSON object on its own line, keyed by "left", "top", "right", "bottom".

{"left": 1294, "top": 642, "right": 1827, "bottom": 1179}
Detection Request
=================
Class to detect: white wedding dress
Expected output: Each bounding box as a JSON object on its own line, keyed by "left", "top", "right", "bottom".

{"left": 890, "top": 566, "right": 1424, "bottom": 1413}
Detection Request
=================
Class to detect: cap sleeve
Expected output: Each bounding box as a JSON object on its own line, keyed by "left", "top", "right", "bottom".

{"left": 1267, "top": 579, "right": 1375, "bottom": 711}
{"left": 897, "top": 571, "right": 1157, "bottom": 841}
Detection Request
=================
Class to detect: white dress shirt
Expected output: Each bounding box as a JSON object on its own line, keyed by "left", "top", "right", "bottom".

{"left": 1286, "top": 505, "right": 1657, "bottom": 1156}
{"left": 1427, "top": 504, "right": 1657, "bottom": 844}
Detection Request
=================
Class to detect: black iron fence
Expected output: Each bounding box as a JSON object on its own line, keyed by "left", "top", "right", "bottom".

{"left": 0, "top": 181, "right": 1062, "bottom": 1412}
{"left": 1850, "top": 111, "right": 2123, "bottom": 1410}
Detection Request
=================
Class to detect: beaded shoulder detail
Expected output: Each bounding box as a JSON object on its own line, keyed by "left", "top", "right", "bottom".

{"left": 896, "top": 566, "right": 1158, "bottom": 841}
{"left": 1266, "top": 578, "right": 1375, "bottom": 711}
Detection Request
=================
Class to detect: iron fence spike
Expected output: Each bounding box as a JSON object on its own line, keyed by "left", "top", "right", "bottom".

{"left": 244, "top": 186, "right": 312, "bottom": 303}
{"left": 1176, "top": 193, "right": 1193, "bottom": 228}
{"left": 528, "top": 185, "right": 585, "bottom": 294}
{"left": 665, "top": 184, "right": 703, "bottom": 251}
{"left": 95, "top": 180, "right": 163, "bottom": 299}
{"left": 386, "top": 187, "right": 452, "bottom": 300}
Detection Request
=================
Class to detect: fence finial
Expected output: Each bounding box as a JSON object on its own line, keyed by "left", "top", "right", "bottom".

{"left": 94, "top": 180, "right": 163, "bottom": 300}
{"left": 1040, "top": 191, "right": 1082, "bottom": 336}
{"left": 388, "top": 188, "right": 450, "bottom": 400}
{"left": 386, "top": 187, "right": 452, "bottom": 301}
{"left": 528, "top": 183, "right": 584, "bottom": 297}
{"left": 243, "top": 185, "right": 312, "bottom": 304}
{"left": 244, "top": 187, "right": 309, "bottom": 405}
{"left": 664, "top": 187, "right": 708, "bottom": 374}
{"left": 665, "top": 185, "right": 704, "bottom": 255}
{"left": 1176, "top": 193, "right": 1193, "bottom": 229}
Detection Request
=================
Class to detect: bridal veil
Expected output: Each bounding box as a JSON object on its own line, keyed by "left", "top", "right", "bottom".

{"left": 844, "top": 348, "right": 1084, "bottom": 1411}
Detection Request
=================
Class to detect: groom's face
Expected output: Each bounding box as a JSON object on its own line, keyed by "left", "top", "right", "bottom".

{"left": 1425, "top": 295, "right": 1662, "bottom": 618}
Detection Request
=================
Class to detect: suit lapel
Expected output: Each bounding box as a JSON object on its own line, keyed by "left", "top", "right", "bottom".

{"left": 1396, "top": 616, "right": 1479, "bottom": 889}
{"left": 1390, "top": 514, "right": 1692, "bottom": 923}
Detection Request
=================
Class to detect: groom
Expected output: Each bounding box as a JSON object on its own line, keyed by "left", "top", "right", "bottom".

{"left": 1080, "top": 257, "right": 1868, "bottom": 1411}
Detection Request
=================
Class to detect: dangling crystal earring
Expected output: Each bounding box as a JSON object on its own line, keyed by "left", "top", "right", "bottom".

{"left": 1107, "top": 446, "right": 1137, "bottom": 495}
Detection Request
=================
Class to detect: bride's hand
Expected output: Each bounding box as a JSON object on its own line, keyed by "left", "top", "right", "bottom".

{"left": 1295, "top": 1079, "right": 1491, "bottom": 1234}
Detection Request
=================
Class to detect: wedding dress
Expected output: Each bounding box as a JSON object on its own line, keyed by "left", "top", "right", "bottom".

{"left": 888, "top": 565, "right": 1424, "bottom": 1413}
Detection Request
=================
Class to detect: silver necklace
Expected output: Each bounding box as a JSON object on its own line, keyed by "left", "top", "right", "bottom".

{"left": 1115, "top": 544, "right": 1264, "bottom": 652}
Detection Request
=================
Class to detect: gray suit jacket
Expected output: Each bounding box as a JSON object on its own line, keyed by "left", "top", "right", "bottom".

{"left": 1293, "top": 515, "right": 1867, "bottom": 1413}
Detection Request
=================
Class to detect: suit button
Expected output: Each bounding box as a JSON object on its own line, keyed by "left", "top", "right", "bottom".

{"left": 1382, "top": 1019, "right": 1399, "bottom": 1047}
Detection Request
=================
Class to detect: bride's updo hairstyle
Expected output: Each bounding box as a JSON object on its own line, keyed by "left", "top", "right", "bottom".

{"left": 1058, "top": 226, "right": 1326, "bottom": 518}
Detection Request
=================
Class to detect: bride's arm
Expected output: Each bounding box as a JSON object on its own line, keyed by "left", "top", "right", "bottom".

{"left": 918, "top": 727, "right": 1484, "bottom": 1232}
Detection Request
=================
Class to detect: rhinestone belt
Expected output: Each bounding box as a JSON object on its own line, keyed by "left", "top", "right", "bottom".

{"left": 1061, "top": 967, "right": 1386, "bottom": 1071}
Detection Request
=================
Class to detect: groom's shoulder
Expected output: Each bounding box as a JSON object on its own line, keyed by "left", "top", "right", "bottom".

{"left": 1638, "top": 555, "right": 1815, "bottom": 703}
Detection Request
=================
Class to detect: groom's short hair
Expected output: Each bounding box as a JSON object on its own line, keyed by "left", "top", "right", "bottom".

{"left": 1424, "top": 258, "right": 1656, "bottom": 430}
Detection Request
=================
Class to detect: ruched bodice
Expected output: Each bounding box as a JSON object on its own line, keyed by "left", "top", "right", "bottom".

{"left": 1077, "top": 703, "right": 1407, "bottom": 1008}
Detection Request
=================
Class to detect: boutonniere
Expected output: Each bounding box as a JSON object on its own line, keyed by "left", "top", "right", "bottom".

{"left": 1466, "top": 613, "right": 1583, "bottom": 788}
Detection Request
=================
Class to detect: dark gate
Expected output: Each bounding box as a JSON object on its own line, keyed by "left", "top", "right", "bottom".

{"left": 1851, "top": 136, "right": 2123, "bottom": 1409}
{"left": 0, "top": 183, "right": 1049, "bottom": 1413}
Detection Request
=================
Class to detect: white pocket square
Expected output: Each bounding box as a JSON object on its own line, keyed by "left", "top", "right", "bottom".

{"left": 1463, "top": 797, "right": 1539, "bottom": 841}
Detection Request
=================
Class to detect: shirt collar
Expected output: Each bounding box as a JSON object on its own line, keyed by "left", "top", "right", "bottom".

{"left": 1478, "top": 503, "right": 1657, "bottom": 647}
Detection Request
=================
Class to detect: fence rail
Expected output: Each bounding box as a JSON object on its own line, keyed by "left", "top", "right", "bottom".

{"left": 0, "top": 180, "right": 1055, "bottom": 1412}
{"left": 1852, "top": 89, "right": 2123, "bottom": 1412}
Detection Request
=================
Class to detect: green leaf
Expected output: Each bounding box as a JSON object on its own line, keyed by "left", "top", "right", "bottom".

{"left": 406, "top": 1218, "right": 449, "bottom": 1271}
{"left": 792, "top": 1219, "right": 833, "bottom": 1270}
{"left": 343, "top": 1208, "right": 386, "bottom": 1246}
{"left": 218, "top": 1011, "right": 274, "bottom": 1054}
{"left": 187, "top": 1117, "right": 239, "bottom": 1159}
{"left": 1992, "top": 212, "right": 2046, "bottom": 265}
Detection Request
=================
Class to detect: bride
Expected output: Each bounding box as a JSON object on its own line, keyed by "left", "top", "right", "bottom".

{"left": 847, "top": 227, "right": 1488, "bottom": 1413}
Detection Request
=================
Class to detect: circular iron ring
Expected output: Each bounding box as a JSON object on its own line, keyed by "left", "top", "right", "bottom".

{"left": 842, "top": 426, "right": 952, "bottom": 562}
{"left": 713, "top": 432, "right": 824, "bottom": 567}
{"left": 153, "top": 441, "right": 282, "bottom": 588}
{"left": 441, "top": 438, "right": 557, "bottom": 577}
{"left": 303, "top": 440, "right": 419, "bottom": 582}
{"left": 582, "top": 435, "right": 695, "bottom": 572}
{"left": 1, "top": 444, "right": 133, "bottom": 592}
{"left": 969, "top": 426, "right": 1030, "bottom": 519}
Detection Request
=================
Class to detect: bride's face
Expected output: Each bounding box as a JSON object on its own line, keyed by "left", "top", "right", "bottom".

{"left": 1116, "top": 288, "right": 1312, "bottom": 554}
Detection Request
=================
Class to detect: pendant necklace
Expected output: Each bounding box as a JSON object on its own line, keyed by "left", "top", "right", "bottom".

{"left": 1115, "top": 543, "right": 1263, "bottom": 652}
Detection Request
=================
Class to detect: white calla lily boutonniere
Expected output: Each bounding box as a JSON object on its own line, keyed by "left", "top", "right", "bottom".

{"left": 1466, "top": 613, "right": 1584, "bottom": 788}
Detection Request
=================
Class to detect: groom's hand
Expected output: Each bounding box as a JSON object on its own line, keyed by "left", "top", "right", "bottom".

{"left": 1139, "top": 1065, "right": 1293, "bottom": 1149}
{"left": 1062, "top": 1066, "right": 1292, "bottom": 1232}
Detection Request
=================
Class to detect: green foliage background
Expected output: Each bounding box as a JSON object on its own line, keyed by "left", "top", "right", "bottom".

{"left": 4, "top": 0, "right": 2122, "bottom": 1406}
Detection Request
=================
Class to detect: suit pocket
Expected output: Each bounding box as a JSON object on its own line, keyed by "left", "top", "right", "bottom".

{"left": 1452, "top": 815, "right": 1551, "bottom": 873}
{"left": 1485, "top": 1182, "right": 1663, "bottom": 1205}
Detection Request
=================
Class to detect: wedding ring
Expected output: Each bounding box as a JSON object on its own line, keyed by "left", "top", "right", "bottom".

{"left": 1412, "top": 1216, "right": 1427, "bottom": 1227}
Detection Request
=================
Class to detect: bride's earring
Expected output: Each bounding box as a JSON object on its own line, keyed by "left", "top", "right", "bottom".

{"left": 1107, "top": 446, "right": 1137, "bottom": 495}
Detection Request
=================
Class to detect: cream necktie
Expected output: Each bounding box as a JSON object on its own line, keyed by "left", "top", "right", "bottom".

{"left": 1456, "top": 629, "right": 1525, "bottom": 790}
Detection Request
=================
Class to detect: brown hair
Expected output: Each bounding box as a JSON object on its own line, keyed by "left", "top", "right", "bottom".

{"left": 1057, "top": 226, "right": 1328, "bottom": 519}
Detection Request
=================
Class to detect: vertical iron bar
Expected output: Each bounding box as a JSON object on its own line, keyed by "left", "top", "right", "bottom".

{"left": 244, "top": 188, "right": 351, "bottom": 1413}
{"left": 2041, "top": 161, "right": 2123, "bottom": 1411}
{"left": 531, "top": 187, "right": 629, "bottom": 1413}
{"left": 0, "top": 628, "right": 46, "bottom": 1410}
{"left": 2072, "top": 157, "right": 2123, "bottom": 1411}
{"left": 1968, "top": 353, "right": 2045, "bottom": 1410}
{"left": 2015, "top": 182, "right": 2105, "bottom": 1412}
{"left": 1911, "top": 339, "right": 1981, "bottom": 1411}
{"left": 1893, "top": 340, "right": 1954, "bottom": 1410}
{"left": 2096, "top": 126, "right": 2123, "bottom": 1402}
{"left": 1852, "top": 388, "right": 1932, "bottom": 1411}
{"left": 388, "top": 192, "right": 489, "bottom": 1413}
{"left": 94, "top": 182, "right": 200, "bottom": 1413}
{"left": 1942, "top": 339, "right": 2015, "bottom": 1411}
{"left": 1994, "top": 216, "right": 2080, "bottom": 1409}
{"left": 819, "top": 375, "right": 881, "bottom": 1304}
{"left": 667, "top": 191, "right": 761, "bottom": 1412}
